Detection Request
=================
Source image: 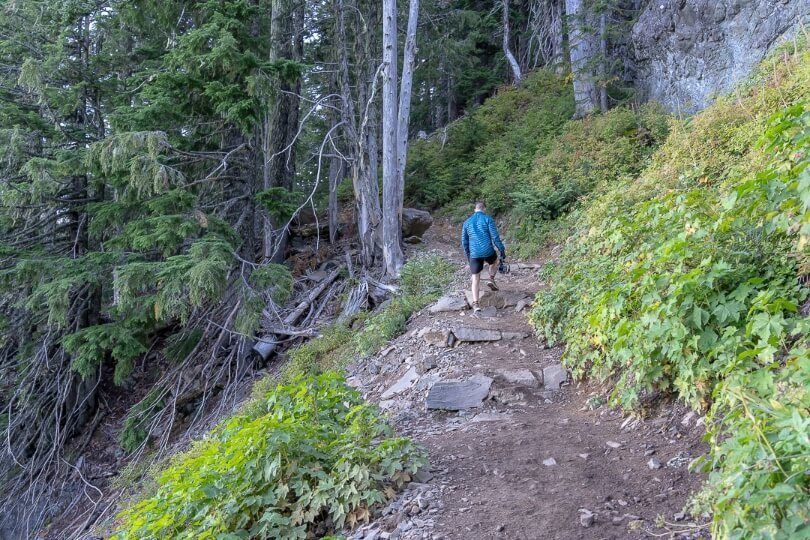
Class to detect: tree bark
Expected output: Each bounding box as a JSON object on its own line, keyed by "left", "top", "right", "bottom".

{"left": 599, "top": 10, "right": 608, "bottom": 112}
{"left": 502, "top": 0, "right": 523, "bottom": 83}
{"left": 333, "top": 0, "right": 382, "bottom": 267}
{"left": 565, "top": 0, "right": 599, "bottom": 117}
{"left": 381, "top": 0, "right": 404, "bottom": 276}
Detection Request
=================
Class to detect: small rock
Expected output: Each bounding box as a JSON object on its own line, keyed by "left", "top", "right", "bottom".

{"left": 423, "top": 330, "right": 455, "bottom": 348}
{"left": 648, "top": 458, "right": 662, "bottom": 470}
{"left": 542, "top": 364, "right": 568, "bottom": 390}
{"left": 413, "top": 468, "right": 434, "bottom": 483}
{"left": 429, "top": 295, "right": 469, "bottom": 314}
{"left": 674, "top": 512, "right": 686, "bottom": 522}
{"left": 543, "top": 458, "right": 557, "bottom": 466}
{"left": 612, "top": 516, "right": 624, "bottom": 525}
{"left": 478, "top": 306, "right": 498, "bottom": 318}
{"left": 579, "top": 509, "right": 595, "bottom": 528}
{"left": 381, "top": 367, "right": 419, "bottom": 399}
{"left": 514, "top": 298, "right": 530, "bottom": 312}
{"left": 606, "top": 441, "right": 622, "bottom": 449}
{"left": 495, "top": 369, "right": 538, "bottom": 387}
{"left": 579, "top": 453, "right": 589, "bottom": 460}
{"left": 681, "top": 411, "right": 696, "bottom": 426}
{"left": 496, "top": 524, "right": 505, "bottom": 532}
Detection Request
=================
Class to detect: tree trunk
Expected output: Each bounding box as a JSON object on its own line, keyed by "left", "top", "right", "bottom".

{"left": 263, "top": 0, "right": 301, "bottom": 262}
{"left": 381, "top": 0, "right": 404, "bottom": 276}
{"left": 334, "top": 0, "right": 381, "bottom": 266}
{"left": 565, "top": 0, "right": 598, "bottom": 117}
{"left": 599, "top": 11, "right": 608, "bottom": 112}
{"left": 502, "top": 0, "right": 523, "bottom": 83}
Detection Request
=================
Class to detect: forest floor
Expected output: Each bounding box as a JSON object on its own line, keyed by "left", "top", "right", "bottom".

{"left": 343, "top": 220, "right": 711, "bottom": 540}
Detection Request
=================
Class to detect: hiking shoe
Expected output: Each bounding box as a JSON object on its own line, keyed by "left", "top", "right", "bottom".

{"left": 472, "top": 301, "right": 482, "bottom": 314}
{"left": 487, "top": 278, "right": 499, "bottom": 291}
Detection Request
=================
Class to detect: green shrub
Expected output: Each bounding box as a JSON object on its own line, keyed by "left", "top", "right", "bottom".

{"left": 529, "top": 47, "right": 809, "bottom": 536}
{"left": 405, "top": 71, "right": 573, "bottom": 212}
{"left": 114, "top": 373, "right": 426, "bottom": 540}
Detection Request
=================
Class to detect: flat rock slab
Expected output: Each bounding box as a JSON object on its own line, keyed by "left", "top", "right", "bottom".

{"left": 470, "top": 411, "right": 513, "bottom": 423}
{"left": 429, "top": 295, "right": 469, "bottom": 314}
{"left": 423, "top": 330, "right": 455, "bottom": 347}
{"left": 501, "top": 331, "right": 529, "bottom": 340}
{"left": 452, "top": 326, "right": 501, "bottom": 342}
{"left": 426, "top": 375, "right": 493, "bottom": 410}
{"left": 496, "top": 369, "right": 538, "bottom": 388}
{"left": 542, "top": 364, "right": 569, "bottom": 390}
{"left": 465, "top": 290, "right": 530, "bottom": 309}
{"left": 381, "top": 367, "right": 419, "bottom": 399}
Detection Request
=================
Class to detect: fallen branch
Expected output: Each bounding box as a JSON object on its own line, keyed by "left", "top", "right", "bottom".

{"left": 253, "top": 265, "right": 344, "bottom": 360}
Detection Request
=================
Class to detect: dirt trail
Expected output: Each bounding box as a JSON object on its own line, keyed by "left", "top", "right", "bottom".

{"left": 346, "top": 221, "right": 709, "bottom": 540}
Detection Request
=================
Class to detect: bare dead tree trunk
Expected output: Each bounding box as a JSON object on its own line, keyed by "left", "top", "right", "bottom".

{"left": 502, "top": 0, "right": 523, "bottom": 83}
{"left": 334, "top": 0, "right": 382, "bottom": 267}
{"left": 599, "top": 10, "right": 608, "bottom": 112}
{"left": 381, "top": 0, "right": 404, "bottom": 276}
{"left": 565, "top": 0, "right": 599, "bottom": 117}
{"left": 396, "top": 0, "right": 419, "bottom": 192}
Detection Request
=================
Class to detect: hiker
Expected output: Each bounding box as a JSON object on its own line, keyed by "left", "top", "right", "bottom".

{"left": 461, "top": 202, "right": 506, "bottom": 314}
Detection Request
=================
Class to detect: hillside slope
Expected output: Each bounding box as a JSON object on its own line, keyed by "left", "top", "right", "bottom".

{"left": 406, "top": 41, "right": 809, "bottom": 538}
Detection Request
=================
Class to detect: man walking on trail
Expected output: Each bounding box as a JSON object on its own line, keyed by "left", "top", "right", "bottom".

{"left": 462, "top": 202, "right": 506, "bottom": 315}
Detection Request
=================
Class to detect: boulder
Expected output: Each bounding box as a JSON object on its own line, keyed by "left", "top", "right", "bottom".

{"left": 452, "top": 326, "right": 501, "bottom": 342}
{"left": 429, "top": 295, "right": 468, "bottom": 314}
{"left": 542, "top": 364, "right": 569, "bottom": 390}
{"left": 426, "top": 375, "right": 493, "bottom": 410}
{"left": 401, "top": 208, "right": 433, "bottom": 238}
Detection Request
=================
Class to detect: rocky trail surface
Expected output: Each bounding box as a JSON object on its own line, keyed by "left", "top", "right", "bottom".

{"left": 344, "top": 221, "right": 710, "bottom": 540}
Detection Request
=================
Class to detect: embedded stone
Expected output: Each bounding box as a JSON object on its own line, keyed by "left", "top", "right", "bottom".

{"left": 426, "top": 375, "right": 492, "bottom": 410}
{"left": 542, "top": 364, "right": 569, "bottom": 390}
{"left": 452, "top": 326, "right": 501, "bottom": 342}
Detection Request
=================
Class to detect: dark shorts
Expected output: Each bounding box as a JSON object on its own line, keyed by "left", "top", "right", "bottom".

{"left": 469, "top": 253, "right": 498, "bottom": 274}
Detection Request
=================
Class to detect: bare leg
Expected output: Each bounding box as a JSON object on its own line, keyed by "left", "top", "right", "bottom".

{"left": 486, "top": 262, "right": 499, "bottom": 291}
{"left": 471, "top": 272, "right": 481, "bottom": 303}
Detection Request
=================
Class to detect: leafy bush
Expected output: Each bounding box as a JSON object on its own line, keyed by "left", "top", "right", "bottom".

{"left": 114, "top": 373, "right": 425, "bottom": 539}
{"left": 529, "top": 47, "right": 809, "bottom": 536}
{"left": 405, "top": 71, "right": 573, "bottom": 212}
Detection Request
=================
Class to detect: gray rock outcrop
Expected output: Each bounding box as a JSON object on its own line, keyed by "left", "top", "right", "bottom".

{"left": 632, "top": 0, "right": 810, "bottom": 113}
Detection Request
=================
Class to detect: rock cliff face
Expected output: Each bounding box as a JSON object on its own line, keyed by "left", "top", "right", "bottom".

{"left": 632, "top": 0, "right": 809, "bottom": 112}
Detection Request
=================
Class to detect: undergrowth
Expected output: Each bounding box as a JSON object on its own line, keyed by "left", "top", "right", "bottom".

{"left": 405, "top": 70, "right": 670, "bottom": 257}
{"left": 113, "top": 253, "right": 452, "bottom": 538}
{"left": 282, "top": 253, "right": 454, "bottom": 379}
{"left": 529, "top": 45, "right": 809, "bottom": 538}
{"left": 114, "top": 373, "right": 425, "bottom": 539}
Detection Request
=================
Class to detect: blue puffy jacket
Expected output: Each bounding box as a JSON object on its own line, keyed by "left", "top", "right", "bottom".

{"left": 461, "top": 211, "right": 505, "bottom": 259}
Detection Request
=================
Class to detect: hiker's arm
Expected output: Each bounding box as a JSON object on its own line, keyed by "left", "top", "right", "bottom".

{"left": 461, "top": 224, "right": 470, "bottom": 259}
{"left": 489, "top": 218, "right": 506, "bottom": 257}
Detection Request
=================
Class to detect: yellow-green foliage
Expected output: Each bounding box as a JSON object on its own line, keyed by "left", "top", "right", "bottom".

{"left": 405, "top": 71, "right": 574, "bottom": 214}
{"left": 510, "top": 104, "right": 670, "bottom": 254}
{"left": 114, "top": 373, "right": 425, "bottom": 540}
{"left": 530, "top": 44, "right": 809, "bottom": 538}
